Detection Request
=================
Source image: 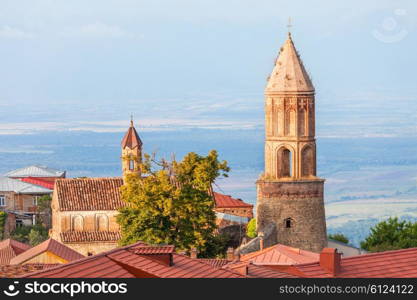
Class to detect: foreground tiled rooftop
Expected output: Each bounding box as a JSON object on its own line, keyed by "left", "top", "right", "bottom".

{"left": 10, "top": 238, "right": 84, "bottom": 265}
{"left": 23, "top": 242, "right": 246, "bottom": 278}
{"left": 240, "top": 244, "right": 319, "bottom": 265}
{"left": 292, "top": 247, "right": 417, "bottom": 278}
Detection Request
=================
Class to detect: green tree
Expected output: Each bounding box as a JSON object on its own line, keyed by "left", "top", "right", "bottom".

{"left": 36, "top": 195, "right": 52, "bottom": 227}
{"left": 117, "top": 150, "right": 230, "bottom": 257}
{"left": 0, "top": 211, "right": 7, "bottom": 240}
{"left": 328, "top": 233, "right": 349, "bottom": 244}
{"left": 246, "top": 218, "right": 257, "bottom": 238}
{"left": 11, "top": 224, "right": 48, "bottom": 246}
{"left": 28, "top": 225, "right": 49, "bottom": 246}
{"left": 360, "top": 217, "right": 417, "bottom": 252}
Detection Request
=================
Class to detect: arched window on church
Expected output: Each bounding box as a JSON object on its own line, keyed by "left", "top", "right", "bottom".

{"left": 277, "top": 147, "right": 293, "bottom": 178}
{"left": 301, "top": 146, "right": 315, "bottom": 177}
{"left": 96, "top": 214, "right": 109, "bottom": 231}
{"left": 72, "top": 215, "right": 84, "bottom": 231}
{"left": 129, "top": 160, "right": 135, "bottom": 170}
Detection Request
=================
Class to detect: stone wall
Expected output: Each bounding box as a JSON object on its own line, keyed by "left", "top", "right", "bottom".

{"left": 256, "top": 179, "right": 327, "bottom": 253}
{"left": 63, "top": 242, "right": 118, "bottom": 256}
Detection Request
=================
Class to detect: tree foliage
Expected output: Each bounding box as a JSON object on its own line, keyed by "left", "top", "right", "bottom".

{"left": 360, "top": 217, "right": 417, "bottom": 252}
{"left": 11, "top": 224, "right": 48, "bottom": 246}
{"left": 36, "top": 195, "right": 52, "bottom": 227}
{"left": 246, "top": 218, "right": 257, "bottom": 238}
{"left": 0, "top": 211, "right": 7, "bottom": 240}
{"left": 117, "top": 150, "right": 230, "bottom": 257}
{"left": 328, "top": 233, "right": 349, "bottom": 244}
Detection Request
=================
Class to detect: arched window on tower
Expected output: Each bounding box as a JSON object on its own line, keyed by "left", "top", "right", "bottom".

{"left": 301, "top": 146, "right": 315, "bottom": 177}
{"left": 277, "top": 147, "right": 293, "bottom": 178}
{"left": 129, "top": 159, "right": 135, "bottom": 170}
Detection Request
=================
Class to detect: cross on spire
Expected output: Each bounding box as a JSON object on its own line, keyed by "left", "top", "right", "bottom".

{"left": 130, "top": 114, "right": 134, "bottom": 127}
{"left": 287, "top": 17, "right": 292, "bottom": 37}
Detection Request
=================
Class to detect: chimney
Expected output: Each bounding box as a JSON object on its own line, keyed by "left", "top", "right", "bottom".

{"left": 190, "top": 248, "right": 198, "bottom": 259}
{"left": 259, "top": 232, "right": 264, "bottom": 250}
{"left": 320, "top": 248, "right": 341, "bottom": 276}
{"left": 226, "top": 247, "right": 234, "bottom": 261}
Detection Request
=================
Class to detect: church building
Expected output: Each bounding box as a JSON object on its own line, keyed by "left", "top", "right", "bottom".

{"left": 50, "top": 121, "right": 253, "bottom": 256}
{"left": 256, "top": 32, "right": 327, "bottom": 253}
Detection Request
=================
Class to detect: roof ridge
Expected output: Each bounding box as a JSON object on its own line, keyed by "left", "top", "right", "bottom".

{"left": 174, "top": 253, "right": 247, "bottom": 277}
{"left": 21, "top": 241, "right": 147, "bottom": 278}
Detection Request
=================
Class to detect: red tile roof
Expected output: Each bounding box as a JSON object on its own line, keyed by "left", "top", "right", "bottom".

{"left": 0, "top": 239, "right": 31, "bottom": 265}
{"left": 0, "top": 247, "right": 17, "bottom": 265}
{"left": 224, "top": 261, "right": 299, "bottom": 278}
{"left": 10, "top": 238, "right": 84, "bottom": 265}
{"left": 21, "top": 177, "right": 55, "bottom": 190}
{"left": 55, "top": 178, "right": 252, "bottom": 212}
{"left": 213, "top": 192, "right": 253, "bottom": 209}
{"left": 294, "top": 247, "right": 417, "bottom": 278}
{"left": 0, "top": 264, "right": 58, "bottom": 278}
{"left": 131, "top": 245, "right": 175, "bottom": 255}
{"left": 60, "top": 231, "right": 121, "bottom": 243}
{"left": 121, "top": 123, "right": 142, "bottom": 149}
{"left": 198, "top": 258, "right": 231, "bottom": 269}
{"left": 23, "top": 242, "right": 246, "bottom": 278}
{"left": 240, "top": 244, "right": 319, "bottom": 265}
{"left": 55, "top": 178, "right": 125, "bottom": 211}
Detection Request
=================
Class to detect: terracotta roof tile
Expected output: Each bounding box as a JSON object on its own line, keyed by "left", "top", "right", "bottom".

{"left": 0, "top": 247, "right": 17, "bottom": 265}
{"left": 213, "top": 192, "right": 253, "bottom": 209}
{"left": 0, "top": 264, "right": 58, "bottom": 278}
{"left": 130, "top": 245, "right": 175, "bottom": 255}
{"left": 224, "top": 261, "right": 299, "bottom": 278}
{"left": 294, "top": 247, "right": 417, "bottom": 278}
{"left": 10, "top": 238, "right": 84, "bottom": 265}
{"left": 55, "top": 178, "right": 252, "bottom": 212}
{"left": 121, "top": 123, "right": 142, "bottom": 149}
{"left": 56, "top": 178, "right": 125, "bottom": 211}
{"left": 241, "top": 244, "right": 319, "bottom": 265}
{"left": 0, "top": 239, "right": 31, "bottom": 265}
{"left": 23, "top": 242, "right": 246, "bottom": 278}
{"left": 60, "top": 231, "right": 121, "bottom": 243}
{"left": 198, "top": 258, "right": 231, "bottom": 268}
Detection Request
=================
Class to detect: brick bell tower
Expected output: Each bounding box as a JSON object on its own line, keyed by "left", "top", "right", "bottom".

{"left": 256, "top": 32, "right": 327, "bottom": 253}
{"left": 121, "top": 118, "right": 142, "bottom": 181}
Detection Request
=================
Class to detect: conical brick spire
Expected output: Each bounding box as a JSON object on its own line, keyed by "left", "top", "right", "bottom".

{"left": 121, "top": 120, "right": 142, "bottom": 149}
{"left": 265, "top": 33, "right": 314, "bottom": 94}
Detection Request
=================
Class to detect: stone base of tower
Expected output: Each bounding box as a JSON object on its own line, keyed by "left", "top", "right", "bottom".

{"left": 256, "top": 178, "right": 327, "bottom": 253}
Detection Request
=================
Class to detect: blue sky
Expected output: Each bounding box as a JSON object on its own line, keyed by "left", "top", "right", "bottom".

{"left": 0, "top": 0, "right": 416, "bottom": 135}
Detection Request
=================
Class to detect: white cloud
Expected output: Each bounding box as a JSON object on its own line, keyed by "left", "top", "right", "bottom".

{"left": 61, "top": 22, "right": 137, "bottom": 39}
{"left": 0, "top": 26, "right": 35, "bottom": 39}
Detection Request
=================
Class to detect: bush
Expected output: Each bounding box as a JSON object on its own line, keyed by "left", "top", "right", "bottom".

{"left": 246, "top": 218, "right": 257, "bottom": 238}
{"left": 11, "top": 224, "right": 48, "bottom": 246}
{"left": 360, "top": 217, "right": 417, "bottom": 252}
{"left": 0, "top": 211, "right": 7, "bottom": 240}
{"left": 328, "top": 233, "right": 349, "bottom": 244}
